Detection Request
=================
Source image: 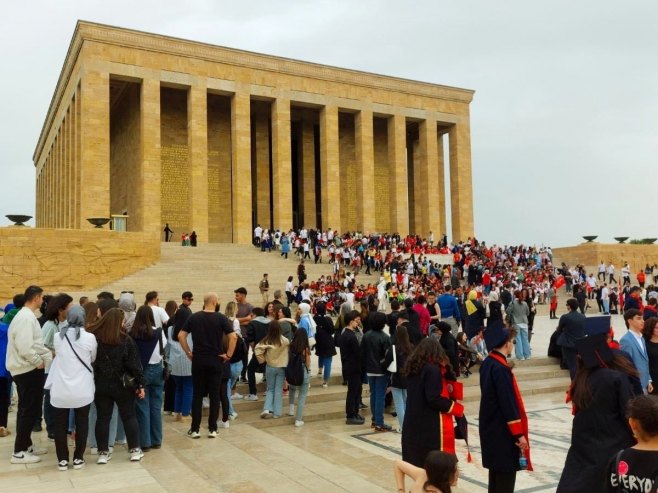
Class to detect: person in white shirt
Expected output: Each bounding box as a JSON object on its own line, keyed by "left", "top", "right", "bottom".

{"left": 622, "top": 263, "right": 631, "bottom": 286}
{"left": 601, "top": 284, "right": 610, "bottom": 314}
{"left": 598, "top": 261, "right": 607, "bottom": 282}
{"left": 608, "top": 263, "right": 616, "bottom": 284}
{"left": 45, "top": 304, "right": 97, "bottom": 470}
{"left": 253, "top": 225, "right": 263, "bottom": 247}
{"left": 145, "top": 291, "right": 169, "bottom": 329}
{"left": 6, "top": 285, "right": 53, "bottom": 464}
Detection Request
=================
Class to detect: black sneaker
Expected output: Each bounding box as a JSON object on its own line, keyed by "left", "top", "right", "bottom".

{"left": 346, "top": 417, "right": 365, "bottom": 425}
{"left": 32, "top": 423, "right": 43, "bottom": 432}
{"left": 374, "top": 424, "right": 393, "bottom": 432}
{"left": 359, "top": 403, "right": 368, "bottom": 409}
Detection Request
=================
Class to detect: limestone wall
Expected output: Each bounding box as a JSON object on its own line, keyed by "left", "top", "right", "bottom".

{"left": 0, "top": 227, "right": 160, "bottom": 301}
{"left": 553, "top": 243, "right": 658, "bottom": 277}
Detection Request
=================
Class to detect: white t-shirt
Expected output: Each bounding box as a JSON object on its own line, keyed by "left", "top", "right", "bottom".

{"left": 150, "top": 305, "right": 170, "bottom": 329}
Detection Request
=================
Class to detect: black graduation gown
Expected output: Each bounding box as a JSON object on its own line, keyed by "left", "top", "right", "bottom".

{"left": 478, "top": 351, "right": 529, "bottom": 472}
{"left": 556, "top": 368, "right": 635, "bottom": 492}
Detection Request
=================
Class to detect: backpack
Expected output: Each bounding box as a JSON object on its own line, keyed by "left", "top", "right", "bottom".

{"left": 285, "top": 348, "right": 306, "bottom": 386}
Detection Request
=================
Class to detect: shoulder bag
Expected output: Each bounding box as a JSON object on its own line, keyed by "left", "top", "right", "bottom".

{"left": 99, "top": 340, "right": 136, "bottom": 389}
{"left": 158, "top": 328, "right": 171, "bottom": 381}
{"left": 64, "top": 333, "right": 93, "bottom": 373}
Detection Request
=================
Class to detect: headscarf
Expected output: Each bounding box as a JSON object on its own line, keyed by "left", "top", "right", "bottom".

{"left": 465, "top": 290, "right": 478, "bottom": 316}
{"left": 298, "top": 302, "right": 317, "bottom": 336}
{"left": 118, "top": 293, "right": 136, "bottom": 332}
{"left": 489, "top": 291, "right": 499, "bottom": 302}
{"left": 62, "top": 304, "right": 86, "bottom": 341}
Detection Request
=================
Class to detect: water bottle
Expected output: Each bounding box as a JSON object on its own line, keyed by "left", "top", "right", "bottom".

{"left": 519, "top": 450, "right": 528, "bottom": 470}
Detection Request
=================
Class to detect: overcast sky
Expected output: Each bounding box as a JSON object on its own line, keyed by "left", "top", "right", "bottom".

{"left": 2, "top": 0, "right": 656, "bottom": 247}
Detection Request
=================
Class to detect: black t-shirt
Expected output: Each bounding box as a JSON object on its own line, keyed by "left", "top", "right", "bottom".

{"left": 183, "top": 311, "right": 234, "bottom": 363}
{"left": 605, "top": 448, "right": 658, "bottom": 492}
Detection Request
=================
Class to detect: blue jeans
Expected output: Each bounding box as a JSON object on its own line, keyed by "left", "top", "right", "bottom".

{"left": 289, "top": 369, "right": 310, "bottom": 421}
{"left": 227, "top": 361, "right": 243, "bottom": 415}
{"left": 602, "top": 299, "right": 610, "bottom": 314}
{"left": 135, "top": 363, "right": 164, "bottom": 448}
{"left": 391, "top": 387, "right": 407, "bottom": 430}
{"left": 515, "top": 326, "right": 531, "bottom": 359}
{"left": 318, "top": 356, "right": 333, "bottom": 383}
{"left": 173, "top": 375, "right": 193, "bottom": 416}
{"left": 88, "top": 402, "right": 119, "bottom": 448}
{"left": 264, "top": 366, "right": 286, "bottom": 417}
{"left": 368, "top": 375, "right": 388, "bottom": 426}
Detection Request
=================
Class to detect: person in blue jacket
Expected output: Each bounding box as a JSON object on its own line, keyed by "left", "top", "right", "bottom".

{"left": 0, "top": 319, "right": 10, "bottom": 437}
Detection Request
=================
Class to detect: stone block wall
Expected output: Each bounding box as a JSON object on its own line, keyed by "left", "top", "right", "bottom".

{"left": 553, "top": 243, "right": 658, "bottom": 278}
{"left": 0, "top": 227, "right": 160, "bottom": 301}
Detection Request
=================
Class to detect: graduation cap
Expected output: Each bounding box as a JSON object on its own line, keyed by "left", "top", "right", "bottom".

{"left": 575, "top": 333, "right": 613, "bottom": 368}
{"left": 484, "top": 319, "right": 509, "bottom": 350}
{"left": 454, "top": 415, "right": 472, "bottom": 463}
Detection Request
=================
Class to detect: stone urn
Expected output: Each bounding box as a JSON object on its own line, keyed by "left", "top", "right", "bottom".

{"left": 614, "top": 236, "right": 629, "bottom": 244}
{"left": 5, "top": 215, "right": 32, "bottom": 226}
{"left": 86, "top": 217, "right": 111, "bottom": 228}
{"left": 582, "top": 235, "right": 598, "bottom": 243}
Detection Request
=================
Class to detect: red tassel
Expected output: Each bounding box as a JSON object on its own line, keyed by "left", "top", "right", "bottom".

{"left": 467, "top": 451, "right": 472, "bottom": 463}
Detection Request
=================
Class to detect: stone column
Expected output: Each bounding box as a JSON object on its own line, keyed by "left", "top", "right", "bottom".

{"left": 355, "top": 109, "right": 375, "bottom": 233}
{"left": 66, "top": 107, "right": 73, "bottom": 228}
{"left": 301, "top": 116, "right": 316, "bottom": 228}
{"left": 254, "top": 112, "right": 271, "bottom": 228}
{"left": 231, "top": 91, "right": 253, "bottom": 244}
{"left": 419, "top": 119, "right": 440, "bottom": 238}
{"left": 449, "top": 121, "right": 474, "bottom": 242}
{"left": 436, "top": 132, "right": 446, "bottom": 239}
{"left": 188, "top": 84, "right": 209, "bottom": 243}
{"left": 140, "top": 78, "right": 161, "bottom": 236}
{"left": 271, "top": 98, "right": 292, "bottom": 231}
{"left": 387, "top": 114, "right": 409, "bottom": 235}
{"left": 80, "top": 70, "right": 110, "bottom": 227}
{"left": 320, "top": 105, "right": 340, "bottom": 231}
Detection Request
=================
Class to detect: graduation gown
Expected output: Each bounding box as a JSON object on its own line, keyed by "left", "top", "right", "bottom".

{"left": 479, "top": 351, "right": 533, "bottom": 473}
{"left": 402, "top": 363, "right": 464, "bottom": 467}
{"left": 556, "top": 368, "right": 635, "bottom": 492}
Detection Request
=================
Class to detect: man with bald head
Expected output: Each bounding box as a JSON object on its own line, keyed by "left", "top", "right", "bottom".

{"left": 178, "top": 293, "right": 237, "bottom": 438}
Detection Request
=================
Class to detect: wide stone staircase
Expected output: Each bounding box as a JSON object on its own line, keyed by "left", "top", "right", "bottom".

{"left": 71, "top": 242, "right": 571, "bottom": 428}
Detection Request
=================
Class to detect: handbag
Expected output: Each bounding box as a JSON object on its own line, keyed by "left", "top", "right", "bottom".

{"left": 99, "top": 341, "right": 137, "bottom": 389}
{"left": 64, "top": 333, "right": 93, "bottom": 373}
{"left": 158, "top": 328, "right": 171, "bottom": 381}
{"left": 387, "top": 345, "right": 397, "bottom": 373}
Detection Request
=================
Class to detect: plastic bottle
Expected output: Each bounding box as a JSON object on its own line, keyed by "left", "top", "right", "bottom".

{"left": 519, "top": 450, "right": 528, "bottom": 470}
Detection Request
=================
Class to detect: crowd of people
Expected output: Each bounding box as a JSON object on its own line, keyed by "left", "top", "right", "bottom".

{"left": 1, "top": 228, "right": 658, "bottom": 492}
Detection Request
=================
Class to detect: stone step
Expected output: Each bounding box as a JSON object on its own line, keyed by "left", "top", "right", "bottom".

{"left": 227, "top": 374, "right": 570, "bottom": 429}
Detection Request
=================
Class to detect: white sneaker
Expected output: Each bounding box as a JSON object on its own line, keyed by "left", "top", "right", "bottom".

{"left": 260, "top": 410, "right": 273, "bottom": 419}
{"left": 231, "top": 393, "right": 244, "bottom": 400}
{"left": 208, "top": 430, "right": 218, "bottom": 438}
{"left": 129, "top": 448, "right": 144, "bottom": 462}
{"left": 11, "top": 451, "right": 41, "bottom": 464}
{"left": 294, "top": 420, "right": 304, "bottom": 427}
{"left": 244, "top": 394, "right": 258, "bottom": 401}
{"left": 218, "top": 420, "right": 230, "bottom": 429}
{"left": 27, "top": 445, "right": 47, "bottom": 456}
{"left": 58, "top": 459, "right": 68, "bottom": 471}
{"left": 187, "top": 430, "right": 200, "bottom": 439}
{"left": 288, "top": 405, "right": 295, "bottom": 416}
{"left": 229, "top": 412, "right": 238, "bottom": 420}
{"left": 97, "top": 452, "right": 111, "bottom": 465}
{"left": 73, "top": 458, "right": 85, "bottom": 470}
{"left": 322, "top": 382, "right": 328, "bottom": 388}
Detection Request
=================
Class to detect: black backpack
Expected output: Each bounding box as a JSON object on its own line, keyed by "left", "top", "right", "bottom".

{"left": 285, "top": 348, "right": 306, "bottom": 386}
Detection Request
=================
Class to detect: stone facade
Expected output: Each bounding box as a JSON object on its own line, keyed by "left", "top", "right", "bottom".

{"left": 33, "top": 21, "right": 476, "bottom": 244}
{"left": 553, "top": 243, "right": 658, "bottom": 277}
{"left": 0, "top": 227, "right": 159, "bottom": 300}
